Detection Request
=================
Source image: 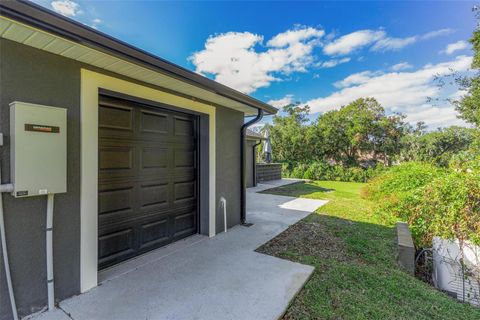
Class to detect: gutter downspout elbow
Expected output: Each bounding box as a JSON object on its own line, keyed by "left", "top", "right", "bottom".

{"left": 240, "top": 109, "right": 264, "bottom": 225}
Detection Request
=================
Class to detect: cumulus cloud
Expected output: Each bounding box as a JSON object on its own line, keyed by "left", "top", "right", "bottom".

{"left": 51, "top": 0, "right": 81, "bottom": 17}
{"left": 323, "top": 30, "right": 385, "bottom": 55}
{"left": 390, "top": 62, "right": 413, "bottom": 71}
{"left": 190, "top": 27, "right": 324, "bottom": 94}
{"left": 267, "top": 27, "right": 325, "bottom": 47}
{"left": 317, "top": 57, "right": 351, "bottom": 68}
{"left": 304, "top": 55, "right": 472, "bottom": 126}
{"left": 324, "top": 28, "right": 453, "bottom": 55}
{"left": 441, "top": 40, "right": 469, "bottom": 55}
{"left": 267, "top": 95, "right": 294, "bottom": 108}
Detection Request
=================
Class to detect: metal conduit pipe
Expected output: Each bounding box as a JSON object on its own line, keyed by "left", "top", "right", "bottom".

{"left": 0, "top": 163, "right": 18, "bottom": 320}
{"left": 240, "top": 109, "right": 263, "bottom": 225}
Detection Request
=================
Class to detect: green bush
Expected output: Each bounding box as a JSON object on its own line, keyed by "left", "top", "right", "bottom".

{"left": 283, "top": 161, "right": 385, "bottom": 183}
{"left": 361, "top": 162, "right": 445, "bottom": 200}
{"left": 363, "top": 162, "right": 480, "bottom": 247}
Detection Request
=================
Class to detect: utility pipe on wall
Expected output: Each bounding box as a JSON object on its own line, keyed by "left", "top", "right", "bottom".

{"left": 46, "top": 194, "right": 55, "bottom": 311}
{"left": 0, "top": 164, "right": 18, "bottom": 320}
{"left": 240, "top": 109, "right": 263, "bottom": 225}
{"left": 220, "top": 197, "right": 227, "bottom": 232}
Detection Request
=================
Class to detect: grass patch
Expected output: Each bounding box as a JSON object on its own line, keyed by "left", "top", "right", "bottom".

{"left": 257, "top": 180, "right": 480, "bottom": 320}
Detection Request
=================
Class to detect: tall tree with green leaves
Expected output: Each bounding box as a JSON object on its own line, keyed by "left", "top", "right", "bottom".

{"left": 314, "top": 98, "right": 406, "bottom": 166}
{"left": 269, "top": 103, "right": 320, "bottom": 164}
{"left": 455, "top": 6, "right": 480, "bottom": 127}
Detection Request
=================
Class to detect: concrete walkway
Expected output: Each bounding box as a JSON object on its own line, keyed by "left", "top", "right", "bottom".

{"left": 31, "top": 179, "right": 327, "bottom": 320}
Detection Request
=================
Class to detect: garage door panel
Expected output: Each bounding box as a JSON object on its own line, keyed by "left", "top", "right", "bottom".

{"left": 173, "top": 211, "right": 197, "bottom": 238}
{"left": 174, "top": 116, "right": 195, "bottom": 137}
{"left": 99, "top": 103, "right": 134, "bottom": 139}
{"left": 98, "top": 187, "right": 134, "bottom": 215}
{"left": 174, "top": 149, "right": 195, "bottom": 168}
{"left": 140, "top": 183, "right": 169, "bottom": 209}
{"left": 98, "top": 95, "right": 199, "bottom": 269}
{"left": 139, "top": 219, "right": 170, "bottom": 249}
{"left": 98, "top": 228, "right": 135, "bottom": 265}
{"left": 141, "top": 146, "right": 169, "bottom": 169}
{"left": 139, "top": 109, "right": 169, "bottom": 134}
{"left": 99, "top": 145, "right": 135, "bottom": 182}
{"left": 174, "top": 181, "right": 196, "bottom": 202}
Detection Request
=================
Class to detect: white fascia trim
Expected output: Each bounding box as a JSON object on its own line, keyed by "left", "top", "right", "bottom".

{"left": 80, "top": 69, "right": 216, "bottom": 293}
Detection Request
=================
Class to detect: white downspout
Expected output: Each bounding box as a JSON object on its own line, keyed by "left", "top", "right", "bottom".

{"left": 220, "top": 197, "right": 227, "bottom": 232}
{"left": 46, "top": 193, "right": 55, "bottom": 311}
{"left": 0, "top": 164, "right": 18, "bottom": 320}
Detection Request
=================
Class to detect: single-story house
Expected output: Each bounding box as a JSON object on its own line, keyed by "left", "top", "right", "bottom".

{"left": 245, "top": 129, "right": 265, "bottom": 188}
{"left": 0, "top": 1, "right": 276, "bottom": 319}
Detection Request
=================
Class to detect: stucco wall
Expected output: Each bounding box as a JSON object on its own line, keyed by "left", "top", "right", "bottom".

{"left": 0, "top": 39, "right": 244, "bottom": 319}
{"left": 215, "top": 108, "right": 243, "bottom": 232}
{"left": 246, "top": 140, "right": 257, "bottom": 188}
{"left": 0, "top": 38, "right": 82, "bottom": 319}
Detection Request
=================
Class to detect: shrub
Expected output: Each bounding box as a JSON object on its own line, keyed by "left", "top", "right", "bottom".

{"left": 364, "top": 162, "right": 480, "bottom": 247}
{"left": 407, "top": 171, "right": 480, "bottom": 247}
{"left": 283, "top": 161, "right": 385, "bottom": 183}
{"left": 361, "top": 162, "right": 445, "bottom": 200}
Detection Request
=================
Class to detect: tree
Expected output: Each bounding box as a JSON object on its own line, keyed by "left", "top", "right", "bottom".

{"left": 269, "top": 103, "right": 320, "bottom": 163}
{"left": 314, "top": 98, "right": 406, "bottom": 166}
{"left": 455, "top": 7, "right": 480, "bottom": 127}
{"left": 399, "top": 126, "right": 476, "bottom": 167}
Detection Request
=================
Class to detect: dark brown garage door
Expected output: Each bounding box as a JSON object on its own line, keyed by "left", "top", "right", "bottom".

{"left": 97, "top": 95, "right": 198, "bottom": 270}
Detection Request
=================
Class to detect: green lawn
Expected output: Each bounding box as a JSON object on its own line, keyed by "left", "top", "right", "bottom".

{"left": 257, "top": 180, "right": 480, "bottom": 320}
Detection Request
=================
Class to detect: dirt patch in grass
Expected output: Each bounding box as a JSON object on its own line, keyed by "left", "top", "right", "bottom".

{"left": 256, "top": 216, "right": 348, "bottom": 263}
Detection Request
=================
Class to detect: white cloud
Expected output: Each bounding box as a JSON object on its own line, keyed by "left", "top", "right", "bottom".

{"left": 267, "top": 27, "right": 325, "bottom": 47}
{"left": 371, "top": 36, "right": 416, "bottom": 52}
{"left": 190, "top": 27, "right": 324, "bottom": 94}
{"left": 324, "top": 28, "right": 453, "bottom": 55}
{"left": 323, "top": 30, "right": 385, "bottom": 55}
{"left": 441, "top": 40, "right": 469, "bottom": 55}
{"left": 317, "top": 57, "right": 351, "bottom": 68}
{"left": 91, "top": 18, "right": 102, "bottom": 29}
{"left": 267, "top": 95, "right": 294, "bottom": 108}
{"left": 421, "top": 28, "right": 453, "bottom": 40}
{"left": 51, "top": 0, "right": 81, "bottom": 17}
{"left": 333, "top": 71, "right": 381, "bottom": 88}
{"left": 391, "top": 62, "right": 413, "bottom": 71}
{"left": 304, "top": 55, "right": 472, "bottom": 126}
{"left": 404, "top": 105, "right": 467, "bottom": 127}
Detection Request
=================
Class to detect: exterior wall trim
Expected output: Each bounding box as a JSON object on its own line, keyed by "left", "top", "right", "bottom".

{"left": 80, "top": 69, "right": 216, "bottom": 293}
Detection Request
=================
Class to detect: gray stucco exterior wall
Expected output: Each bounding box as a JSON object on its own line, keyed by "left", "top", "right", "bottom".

{"left": 215, "top": 107, "right": 243, "bottom": 232}
{"left": 0, "top": 39, "right": 244, "bottom": 319}
{"left": 0, "top": 39, "right": 81, "bottom": 319}
{"left": 246, "top": 140, "right": 257, "bottom": 188}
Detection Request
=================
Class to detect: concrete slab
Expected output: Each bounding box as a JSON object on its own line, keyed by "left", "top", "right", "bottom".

{"left": 32, "top": 182, "right": 327, "bottom": 320}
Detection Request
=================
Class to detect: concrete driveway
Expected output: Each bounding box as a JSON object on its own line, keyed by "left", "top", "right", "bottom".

{"left": 32, "top": 179, "right": 327, "bottom": 320}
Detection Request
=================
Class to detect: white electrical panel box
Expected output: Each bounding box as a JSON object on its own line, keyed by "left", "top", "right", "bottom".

{"left": 10, "top": 102, "right": 67, "bottom": 197}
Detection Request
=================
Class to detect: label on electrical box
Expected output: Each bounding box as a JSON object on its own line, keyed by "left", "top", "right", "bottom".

{"left": 16, "top": 190, "right": 28, "bottom": 197}
{"left": 24, "top": 124, "right": 60, "bottom": 133}
{"left": 39, "top": 189, "right": 48, "bottom": 195}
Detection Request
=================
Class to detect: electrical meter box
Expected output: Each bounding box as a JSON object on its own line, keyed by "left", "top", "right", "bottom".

{"left": 10, "top": 102, "right": 67, "bottom": 197}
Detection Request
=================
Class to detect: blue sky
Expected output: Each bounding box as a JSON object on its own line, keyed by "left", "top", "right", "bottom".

{"left": 33, "top": 1, "right": 477, "bottom": 128}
